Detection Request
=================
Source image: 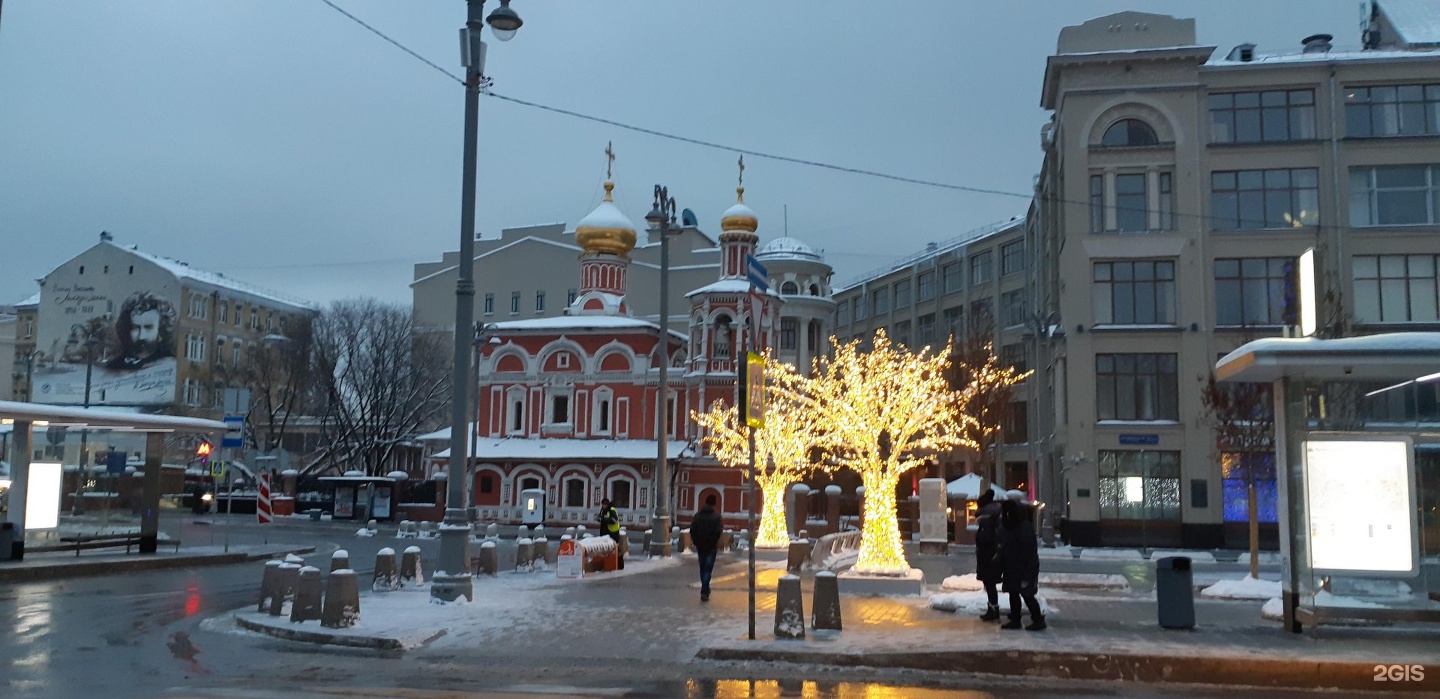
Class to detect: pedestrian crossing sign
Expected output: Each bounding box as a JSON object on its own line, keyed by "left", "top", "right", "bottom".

{"left": 743, "top": 352, "right": 765, "bottom": 428}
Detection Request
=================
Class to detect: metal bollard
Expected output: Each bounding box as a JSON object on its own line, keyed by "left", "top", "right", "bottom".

{"left": 812, "top": 570, "right": 842, "bottom": 631}
{"left": 291, "top": 566, "right": 323, "bottom": 623}
{"left": 774, "top": 574, "right": 806, "bottom": 639}
{"left": 321, "top": 569, "right": 360, "bottom": 628}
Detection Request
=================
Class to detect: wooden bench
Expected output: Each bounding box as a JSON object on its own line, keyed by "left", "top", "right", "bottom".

{"left": 33, "top": 533, "right": 182, "bottom": 556}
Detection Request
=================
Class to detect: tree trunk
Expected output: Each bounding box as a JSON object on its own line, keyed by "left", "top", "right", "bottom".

{"left": 1248, "top": 480, "right": 1259, "bottom": 580}
{"left": 855, "top": 470, "right": 908, "bottom": 575}
{"left": 755, "top": 480, "right": 790, "bottom": 549}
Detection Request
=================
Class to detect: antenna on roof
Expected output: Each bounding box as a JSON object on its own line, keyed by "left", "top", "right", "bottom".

{"left": 784, "top": 205, "right": 788, "bottom": 236}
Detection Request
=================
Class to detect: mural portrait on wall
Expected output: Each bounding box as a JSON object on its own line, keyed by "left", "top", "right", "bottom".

{"left": 106, "top": 291, "right": 177, "bottom": 371}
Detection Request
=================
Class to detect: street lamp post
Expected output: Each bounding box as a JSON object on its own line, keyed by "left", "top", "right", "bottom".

{"left": 645, "top": 186, "right": 684, "bottom": 557}
{"left": 433, "top": 0, "right": 522, "bottom": 604}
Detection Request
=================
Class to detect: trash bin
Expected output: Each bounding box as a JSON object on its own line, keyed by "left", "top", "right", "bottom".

{"left": 1155, "top": 556, "right": 1194, "bottom": 629}
{"left": 0, "top": 522, "right": 14, "bottom": 561}
{"left": 309, "top": 509, "right": 323, "bottom": 522}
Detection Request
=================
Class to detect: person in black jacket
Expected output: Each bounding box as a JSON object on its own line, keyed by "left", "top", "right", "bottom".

{"left": 999, "top": 496, "right": 1045, "bottom": 631}
{"left": 973, "top": 489, "right": 1004, "bottom": 621}
{"left": 690, "top": 495, "right": 724, "bottom": 601}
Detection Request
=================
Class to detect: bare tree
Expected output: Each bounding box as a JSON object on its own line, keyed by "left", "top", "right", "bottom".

{"left": 1200, "top": 370, "right": 1274, "bottom": 579}
{"left": 242, "top": 313, "right": 318, "bottom": 455}
{"left": 946, "top": 307, "right": 1032, "bottom": 484}
{"left": 306, "top": 299, "right": 450, "bottom": 476}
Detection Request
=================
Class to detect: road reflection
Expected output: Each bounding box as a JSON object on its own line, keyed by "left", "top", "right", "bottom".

{"left": 685, "top": 679, "right": 989, "bottom": 699}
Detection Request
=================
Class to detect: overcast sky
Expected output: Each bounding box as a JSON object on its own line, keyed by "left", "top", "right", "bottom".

{"left": 0, "top": 1, "right": 1364, "bottom": 308}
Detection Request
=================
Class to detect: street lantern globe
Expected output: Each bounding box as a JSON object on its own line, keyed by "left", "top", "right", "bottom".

{"left": 645, "top": 204, "right": 666, "bottom": 229}
{"left": 486, "top": 0, "right": 522, "bottom": 41}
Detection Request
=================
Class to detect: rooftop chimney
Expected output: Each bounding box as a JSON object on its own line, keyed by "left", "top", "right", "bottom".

{"left": 1302, "top": 33, "right": 1333, "bottom": 54}
{"left": 1226, "top": 43, "right": 1256, "bottom": 62}
{"left": 99, "top": 230, "right": 113, "bottom": 242}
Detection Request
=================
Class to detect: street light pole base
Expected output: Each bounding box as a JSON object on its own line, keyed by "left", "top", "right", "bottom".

{"left": 431, "top": 521, "right": 474, "bottom": 602}
{"left": 430, "top": 572, "right": 474, "bottom": 603}
{"left": 649, "top": 514, "right": 673, "bottom": 557}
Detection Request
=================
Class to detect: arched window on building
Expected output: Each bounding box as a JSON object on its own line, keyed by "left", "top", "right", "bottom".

{"left": 781, "top": 281, "right": 799, "bottom": 295}
{"left": 1101, "top": 118, "right": 1159, "bottom": 147}
{"left": 713, "top": 315, "right": 733, "bottom": 359}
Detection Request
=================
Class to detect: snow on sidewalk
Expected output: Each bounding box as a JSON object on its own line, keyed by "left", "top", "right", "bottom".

{"left": 929, "top": 589, "right": 1057, "bottom": 616}
{"left": 942, "top": 572, "right": 1128, "bottom": 591}
{"left": 1200, "top": 575, "right": 1281, "bottom": 600}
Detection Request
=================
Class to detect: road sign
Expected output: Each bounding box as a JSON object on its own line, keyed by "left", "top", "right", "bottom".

{"left": 556, "top": 539, "right": 581, "bottom": 578}
{"left": 745, "top": 254, "right": 768, "bottom": 291}
{"left": 743, "top": 352, "right": 765, "bottom": 428}
{"left": 222, "top": 415, "right": 244, "bottom": 449}
{"left": 210, "top": 459, "right": 227, "bottom": 479}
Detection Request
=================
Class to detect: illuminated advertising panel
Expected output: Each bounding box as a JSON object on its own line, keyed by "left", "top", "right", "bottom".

{"left": 1303, "top": 437, "right": 1416, "bottom": 576}
{"left": 26, "top": 462, "right": 64, "bottom": 530}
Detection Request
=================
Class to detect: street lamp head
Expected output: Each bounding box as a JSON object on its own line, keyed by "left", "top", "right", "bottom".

{"left": 486, "top": 0, "right": 522, "bottom": 41}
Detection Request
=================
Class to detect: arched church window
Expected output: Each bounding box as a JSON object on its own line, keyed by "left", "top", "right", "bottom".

{"left": 1101, "top": 118, "right": 1158, "bottom": 147}
{"left": 781, "top": 281, "right": 799, "bottom": 295}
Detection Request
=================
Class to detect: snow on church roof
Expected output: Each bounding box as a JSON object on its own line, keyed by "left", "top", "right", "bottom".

{"left": 756, "top": 236, "right": 823, "bottom": 262}
{"left": 431, "top": 438, "right": 688, "bottom": 461}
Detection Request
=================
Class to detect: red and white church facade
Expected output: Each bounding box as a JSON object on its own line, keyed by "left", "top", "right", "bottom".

{"left": 421, "top": 177, "right": 833, "bottom": 530}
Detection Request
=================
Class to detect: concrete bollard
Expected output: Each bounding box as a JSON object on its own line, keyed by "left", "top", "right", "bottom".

{"left": 258, "top": 560, "right": 283, "bottom": 613}
{"left": 330, "top": 549, "right": 350, "bottom": 573}
{"left": 367, "top": 519, "right": 378, "bottom": 533}
{"left": 321, "top": 569, "right": 360, "bottom": 629}
{"left": 671, "top": 526, "right": 681, "bottom": 546}
{"left": 533, "top": 525, "right": 546, "bottom": 540}
{"left": 719, "top": 530, "right": 733, "bottom": 552}
{"left": 856, "top": 486, "right": 866, "bottom": 527}
{"left": 518, "top": 525, "right": 531, "bottom": 541}
{"left": 271, "top": 562, "right": 302, "bottom": 616}
{"left": 678, "top": 529, "right": 692, "bottom": 554}
{"left": 737, "top": 529, "right": 750, "bottom": 550}
{"left": 565, "top": 526, "right": 576, "bottom": 540}
{"left": 531, "top": 536, "right": 548, "bottom": 567}
{"left": 400, "top": 546, "right": 424, "bottom": 586}
{"left": 824, "top": 485, "right": 843, "bottom": 536}
{"left": 419, "top": 521, "right": 435, "bottom": 538}
{"left": 291, "top": 566, "right": 323, "bottom": 623}
{"left": 642, "top": 529, "right": 653, "bottom": 555}
{"left": 774, "top": 574, "right": 806, "bottom": 639}
{"left": 812, "top": 570, "right": 842, "bottom": 631}
{"left": 372, "top": 547, "right": 398, "bottom": 592}
{"left": 787, "top": 539, "right": 813, "bottom": 572}
{"left": 396, "top": 520, "right": 411, "bottom": 537}
{"left": 485, "top": 523, "right": 499, "bottom": 540}
{"left": 618, "top": 528, "right": 630, "bottom": 559}
{"left": 521, "top": 536, "right": 538, "bottom": 570}
{"left": 474, "top": 541, "right": 498, "bottom": 576}
{"left": 576, "top": 525, "right": 587, "bottom": 538}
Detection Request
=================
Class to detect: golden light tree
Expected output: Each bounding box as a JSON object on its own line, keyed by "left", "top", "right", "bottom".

{"left": 810, "top": 330, "right": 977, "bottom": 575}
{"left": 951, "top": 341, "right": 1034, "bottom": 484}
{"left": 693, "top": 355, "right": 822, "bottom": 549}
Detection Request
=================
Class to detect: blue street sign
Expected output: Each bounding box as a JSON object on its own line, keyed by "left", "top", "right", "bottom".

{"left": 222, "top": 415, "right": 245, "bottom": 448}
{"left": 746, "top": 255, "right": 769, "bottom": 291}
{"left": 1119, "top": 434, "right": 1160, "bottom": 446}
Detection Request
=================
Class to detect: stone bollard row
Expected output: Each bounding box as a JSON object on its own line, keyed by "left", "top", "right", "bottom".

{"left": 367, "top": 519, "right": 378, "bottom": 533}
{"left": 270, "top": 563, "right": 302, "bottom": 616}
{"left": 532, "top": 536, "right": 549, "bottom": 568}
{"left": 321, "top": 569, "right": 360, "bottom": 629}
{"left": 787, "top": 539, "right": 814, "bottom": 572}
{"left": 565, "top": 526, "right": 576, "bottom": 540}
{"left": 473, "top": 541, "right": 498, "bottom": 576}
{"left": 258, "top": 560, "right": 284, "bottom": 613}
{"left": 330, "top": 549, "right": 349, "bottom": 573}
{"left": 400, "top": 546, "right": 424, "bottom": 587}
{"left": 373, "top": 547, "right": 399, "bottom": 592}
{"left": 774, "top": 574, "right": 806, "bottom": 639}
{"left": 419, "top": 521, "right": 436, "bottom": 538}
{"left": 291, "top": 566, "right": 323, "bottom": 623}
{"left": 485, "top": 523, "right": 500, "bottom": 540}
{"left": 515, "top": 538, "right": 534, "bottom": 572}
{"left": 811, "top": 570, "right": 842, "bottom": 631}
{"left": 678, "top": 529, "right": 692, "bottom": 554}
{"left": 718, "top": 530, "right": 733, "bottom": 552}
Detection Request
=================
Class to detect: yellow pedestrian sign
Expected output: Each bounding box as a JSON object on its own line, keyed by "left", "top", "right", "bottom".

{"left": 744, "top": 352, "right": 765, "bottom": 428}
{"left": 210, "top": 460, "right": 227, "bottom": 479}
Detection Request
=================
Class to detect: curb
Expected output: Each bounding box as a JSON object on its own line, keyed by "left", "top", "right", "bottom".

{"left": 695, "top": 646, "right": 1440, "bottom": 694}
{"left": 0, "top": 546, "right": 317, "bottom": 583}
{"left": 233, "top": 613, "right": 446, "bottom": 651}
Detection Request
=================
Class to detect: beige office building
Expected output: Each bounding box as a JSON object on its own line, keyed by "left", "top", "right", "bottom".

{"left": 1034, "top": 4, "right": 1440, "bottom": 548}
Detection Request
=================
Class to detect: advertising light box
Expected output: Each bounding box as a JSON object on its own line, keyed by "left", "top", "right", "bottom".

{"left": 26, "top": 462, "right": 64, "bottom": 530}
{"left": 1304, "top": 437, "right": 1417, "bottom": 576}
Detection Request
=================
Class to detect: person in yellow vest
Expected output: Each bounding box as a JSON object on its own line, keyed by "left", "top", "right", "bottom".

{"left": 598, "top": 498, "right": 624, "bottom": 569}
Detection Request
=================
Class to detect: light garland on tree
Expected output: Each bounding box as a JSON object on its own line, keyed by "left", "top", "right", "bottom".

{"left": 810, "top": 330, "right": 977, "bottom": 575}
{"left": 693, "top": 355, "right": 822, "bottom": 549}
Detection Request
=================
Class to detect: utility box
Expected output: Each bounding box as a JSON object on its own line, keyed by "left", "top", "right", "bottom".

{"left": 519, "top": 488, "right": 545, "bottom": 525}
{"left": 1156, "top": 556, "right": 1195, "bottom": 629}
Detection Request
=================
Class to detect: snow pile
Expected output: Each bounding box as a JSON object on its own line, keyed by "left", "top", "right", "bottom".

{"left": 1037, "top": 572, "right": 1129, "bottom": 590}
{"left": 941, "top": 574, "right": 982, "bottom": 591}
{"left": 1079, "top": 548, "right": 1145, "bottom": 561}
{"left": 929, "top": 590, "right": 1056, "bottom": 616}
{"left": 284, "top": 553, "right": 305, "bottom": 564}
{"left": 1201, "top": 576, "right": 1280, "bottom": 600}
{"left": 355, "top": 528, "right": 376, "bottom": 538}
{"left": 1314, "top": 591, "right": 1385, "bottom": 608}
{"left": 1261, "top": 597, "right": 1283, "bottom": 620}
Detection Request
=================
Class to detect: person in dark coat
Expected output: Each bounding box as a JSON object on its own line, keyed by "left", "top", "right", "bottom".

{"left": 973, "top": 489, "right": 1004, "bottom": 621}
{"left": 690, "top": 494, "right": 725, "bottom": 601}
{"left": 999, "top": 496, "right": 1045, "bottom": 630}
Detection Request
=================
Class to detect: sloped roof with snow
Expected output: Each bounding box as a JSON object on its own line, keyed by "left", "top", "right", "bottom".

{"left": 110, "top": 241, "right": 316, "bottom": 310}
{"left": 1379, "top": 0, "right": 1440, "bottom": 46}
{"left": 756, "top": 236, "right": 823, "bottom": 263}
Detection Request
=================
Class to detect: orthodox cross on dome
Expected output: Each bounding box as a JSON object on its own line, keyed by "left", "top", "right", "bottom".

{"left": 737, "top": 154, "right": 745, "bottom": 188}
{"left": 605, "top": 141, "right": 615, "bottom": 180}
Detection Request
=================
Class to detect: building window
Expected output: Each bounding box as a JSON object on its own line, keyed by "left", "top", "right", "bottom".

{"left": 510, "top": 292, "right": 521, "bottom": 315}
{"left": 1096, "top": 353, "right": 1179, "bottom": 421}
{"left": 712, "top": 317, "right": 732, "bottom": 359}
{"left": 185, "top": 334, "right": 207, "bottom": 362}
{"left": 1214, "top": 257, "right": 1295, "bottom": 326}
{"left": 1209, "top": 90, "right": 1316, "bottom": 143}
{"left": 917, "top": 313, "right": 936, "bottom": 346}
{"left": 594, "top": 394, "right": 612, "bottom": 434}
{"left": 509, "top": 395, "right": 525, "bottom": 434}
{"left": 942, "top": 307, "right": 963, "bottom": 339}
{"left": 232, "top": 343, "right": 241, "bottom": 365}
{"left": 893, "top": 280, "right": 912, "bottom": 308}
{"left": 1001, "top": 241, "right": 1025, "bottom": 275}
{"left": 1098, "top": 450, "right": 1181, "bottom": 520}
{"left": 1349, "top": 165, "right": 1440, "bottom": 226}
{"left": 234, "top": 304, "right": 243, "bottom": 327}
{"left": 610, "top": 480, "right": 633, "bottom": 508}
{"left": 550, "top": 394, "right": 569, "bottom": 424}
{"left": 216, "top": 337, "right": 227, "bottom": 366}
{"left": 1353, "top": 254, "right": 1440, "bottom": 323}
{"left": 1093, "top": 260, "right": 1176, "bottom": 325}
{"left": 480, "top": 475, "right": 495, "bottom": 494}
{"left": 565, "top": 478, "right": 587, "bottom": 508}
{"left": 567, "top": 289, "right": 577, "bottom": 305}
{"left": 521, "top": 477, "right": 541, "bottom": 492}
{"left": 484, "top": 293, "right": 494, "bottom": 315}
{"left": 535, "top": 291, "right": 545, "bottom": 313}
{"left": 1221, "top": 452, "right": 1278, "bottom": 523}
{"left": 1001, "top": 289, "right": 1027, "bottom": 327}
{"left": 24, "top": 319, "right": 33, "bottom": 338}
{"left": 835, "top": 300, "right": 848, "bottom": 326}
{"left": 968, "top": 298, "right": 993, "bottom": 335}
{"left": 1089, "top": 175, "right": 1105, "bottom": 233}
{"left": 1346, "top": 84, "right": 1440, "bottom": 138}
{"left": 1001, "top": 343, "right": 1027, "bottom": 373}
{"left": 892, "top": 320, "right": 911, "bottom": 347}
{"left": 852, "top": 294, "right": 867, "bottom": 322}
{"left": 942, "top": 263, "right": 962, "bottom": 293}
{"left": 183, "top": 378, "right": 202, "bottom": 407}
{"left": 1114, "top": 173, "right": 1148, "bottom": 232}
{"left": 1100, "top": 118, "right": 1159, "bottom": 147}
{"left": 871, "top": 288, "right": 889, "bottom": 315}
{"left": 916, "top": 271, "right": 936, "bottom": 301}
{"left": 188, "top": 295, "right": 208, "bottom": 320}
{"left": 781, "top": 281, "right": 799, "bottom": 295}
{"left": 780, "top": 318, "right": 798, "bottom": 350}
{"left": 970, "top": 251, "right": 993, "bottom": 286}
{"left": 249, "top": 308, "right": 258, "bottom": 331}
{"left": 1211, "top": 168, "right": 1319, "bottom": 229}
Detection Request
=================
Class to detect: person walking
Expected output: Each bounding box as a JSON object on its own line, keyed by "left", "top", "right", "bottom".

{"left": 999, "top": 494, "right": 1045, "bottom": 631}
{"left": 973, "top": 488, "right": 1004, "bottom": 621}
{"left": 690, "top": 494, "right": 724, "bottom": 601}
{"left": 598, "top": 498, "right": 624, "bottom": 570}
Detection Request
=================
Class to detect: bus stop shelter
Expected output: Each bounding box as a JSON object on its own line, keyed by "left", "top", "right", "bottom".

{"left": 0, "top": 400, "right": 226, "bottom": 559}
{"left": 1216, "top": 332, "right": 1440, "bottom": 633}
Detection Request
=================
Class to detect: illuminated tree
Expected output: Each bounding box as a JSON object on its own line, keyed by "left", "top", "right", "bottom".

{"left": 952, "top": 342, "right": 1033, "bottom": 484}
{"left": 811, "top": 330, "right": 977, "bottom": 575}
{"left": 694, "top": 355, "right": 822, "bottom": 548}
